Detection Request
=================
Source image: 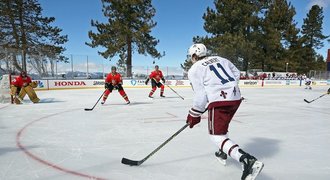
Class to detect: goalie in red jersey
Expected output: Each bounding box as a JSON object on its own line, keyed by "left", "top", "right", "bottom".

{"left": 145, "top": 65, "right": 166, "bottom": 98}
{"left": 10, "top": 71, "right": 40, "bottom": 104}
{"left": 102, "top": 66, "right": 130, "bottom": 105}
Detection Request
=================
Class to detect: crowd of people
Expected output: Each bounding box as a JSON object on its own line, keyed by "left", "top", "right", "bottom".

{"left": 240, "top": 71, "right": 311, "bottom": 81}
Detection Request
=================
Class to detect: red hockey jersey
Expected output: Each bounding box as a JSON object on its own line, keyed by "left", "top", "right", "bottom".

{"left": 149, "top": 70, "right": 164, "bottom": 82}
{"left": 11, "top": 75, "right": 32, "bottom": 88}
{"left": 105, "top": 73, "right": 122, "bottom": 85}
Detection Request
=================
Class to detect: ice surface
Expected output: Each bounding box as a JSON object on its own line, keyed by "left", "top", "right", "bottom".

{"left": 1, "top": 87, "right": 330, "bottom": 180}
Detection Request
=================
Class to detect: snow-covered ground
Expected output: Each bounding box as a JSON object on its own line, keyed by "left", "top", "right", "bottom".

{"left": 0, "top": 86, "right": 330, "bottom": 180}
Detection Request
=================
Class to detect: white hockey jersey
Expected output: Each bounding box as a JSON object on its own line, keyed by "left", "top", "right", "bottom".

{"left": 188, "top": 56, "right": 241, "bottom": 112}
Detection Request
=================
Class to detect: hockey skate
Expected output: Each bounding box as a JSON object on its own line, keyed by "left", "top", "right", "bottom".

{"left": 101, "top": 101, "right": 105, "bottom": 105}
{"left": 160, "top": 95, "right": 165, "bottom": 98}
{"left": 215, "top": 150, "right": 227, "bottom": 165}
{"left": 148, "top": 95, "right": 153, "bottom": 98}
{"left": 126, "top": 100, "right": 130, "bottom": 105}
{"left": 239, "top": 150, "right": 264, "bottom": 180}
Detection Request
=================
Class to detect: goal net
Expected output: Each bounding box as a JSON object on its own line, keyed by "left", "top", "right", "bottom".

{"left": 0, "top": 74, "right": 13, "bottom": 103}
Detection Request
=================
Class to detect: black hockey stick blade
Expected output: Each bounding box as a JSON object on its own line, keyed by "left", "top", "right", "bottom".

{"left": 303, "top": 93, "right": 328, "bottom": 104}
{"left": 121, "top": 158, "right": 142, "bottom": 166}
{"left": 121, "top": 123, "right": 189, "bottom": 166}
{"left": 303, "top": 99, "right": 311, "bottom": 103}
{"left": 84, "top": 90, "right": 106, "bottom": 111}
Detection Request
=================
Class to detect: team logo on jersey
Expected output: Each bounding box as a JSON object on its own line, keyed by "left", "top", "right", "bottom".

{"left": 131, "top": 79, "right": 137, "bottom": 86}
{"left": 220, "top": 91, "right": 227, "bottom": 99}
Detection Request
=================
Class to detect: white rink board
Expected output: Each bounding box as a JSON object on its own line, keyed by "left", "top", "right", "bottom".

{"left": 32, "top": 79, "right": 330, "bottom": 90}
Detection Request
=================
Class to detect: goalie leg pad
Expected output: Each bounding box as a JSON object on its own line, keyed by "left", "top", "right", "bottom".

{"left": 14, "top": 97, "right": 22, "bottom": 104}
{"left": 10, "top": 85, "right": 18, "bottom": 96}
{"left": 15, "top": 88, "right": 27, "bottom": 104}
{"left": 23, "top": 86, "right": 40, "bottom": 103}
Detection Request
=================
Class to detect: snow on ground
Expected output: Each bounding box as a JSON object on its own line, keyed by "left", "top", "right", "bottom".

{"left": 0, "top": 86, "right": 330, "bottom": 180}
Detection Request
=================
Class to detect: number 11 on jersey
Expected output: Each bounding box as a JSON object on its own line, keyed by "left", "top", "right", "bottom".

{"left": 209, "top": 63, "right": 235, "bottom": 84}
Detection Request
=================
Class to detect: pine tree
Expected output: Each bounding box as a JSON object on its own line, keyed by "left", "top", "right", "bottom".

{"left": 0, "top": 0, "right": 68, "bottom": 74}
{"left": 300, "top": 5, "right": 328, "bottom": 73}
{"left": 87, "top": 0, "right": 162, "bottom": 77}
{"left": 196, "top": 0, "right": 267, "bottom": 72}
{"left": 260, "top": 0, "right": 299, "bottom": 72}
{"left": 301, "top": 5, "right": 328, "bottom": 49}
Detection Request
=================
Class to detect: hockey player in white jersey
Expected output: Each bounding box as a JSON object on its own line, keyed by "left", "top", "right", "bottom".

{"left": 186, "top": 43, "right": 264, "bottom": 180}
{"left": 304, "top": 77, "right": 312, "bottom": 90}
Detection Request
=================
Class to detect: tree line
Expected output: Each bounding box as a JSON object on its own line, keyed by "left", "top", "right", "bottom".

{"left": 0, "top": 0, "right": 68, "bottom": 77}
{"left": 182, "top": 0, "right": 329, "bottom": 75}
{"left": 1, "top": 0, "right": 329, "bottom": 77}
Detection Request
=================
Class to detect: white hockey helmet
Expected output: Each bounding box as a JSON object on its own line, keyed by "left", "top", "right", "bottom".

{"left": 187, "top": 43, "right": 207, "bottom": 59}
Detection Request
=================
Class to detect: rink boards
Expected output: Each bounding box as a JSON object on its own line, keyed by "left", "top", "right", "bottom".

{"left": 31, "top": 79, "right": 330, "bottom": 90}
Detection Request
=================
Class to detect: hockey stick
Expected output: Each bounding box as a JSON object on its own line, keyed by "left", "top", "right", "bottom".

{"left": 84, "top": 90, "right": 106, "bottom": 111}
{"left": 304, "top": 92, "right": 329, "bottom": 103}
{"left": 165, "top": 84, "right": 184, "bottom": 100}
{"left": 121, "top": 123, "right": 189, "bottom": 166}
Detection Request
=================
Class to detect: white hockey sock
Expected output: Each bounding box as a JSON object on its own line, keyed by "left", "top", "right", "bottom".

{"left": 210, "top": 134, "right": 242, "bottom": 162}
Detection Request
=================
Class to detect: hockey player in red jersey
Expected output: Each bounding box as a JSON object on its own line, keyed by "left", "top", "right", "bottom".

{"left": 10, "top": 71, "right": 40, "bottom": 104}
{"left": 145, "top": 65, "right": 166, "bottom": 98}
{"left": 102, "top": 66, "right": 130, "bottom": 104}
{"left": 186, "top": 44, "right": 263, "bottom": 180}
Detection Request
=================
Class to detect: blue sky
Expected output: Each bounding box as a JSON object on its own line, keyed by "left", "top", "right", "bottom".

{"left": 39, "top": 0, "right": 330, "bottom": 68}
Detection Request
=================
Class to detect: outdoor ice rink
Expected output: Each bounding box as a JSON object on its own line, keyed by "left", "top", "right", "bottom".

{"left": 1, "top": 86, "right": 330, "bottom": 180}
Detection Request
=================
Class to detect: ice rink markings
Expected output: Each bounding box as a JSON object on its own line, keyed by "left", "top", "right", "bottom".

{"left": 15, "top": 108, "right": 108, "bottom": 180}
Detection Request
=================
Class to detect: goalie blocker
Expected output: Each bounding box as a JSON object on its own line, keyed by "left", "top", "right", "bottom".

{"left": 10, "top": 71, "right": 40, "bottom": 104}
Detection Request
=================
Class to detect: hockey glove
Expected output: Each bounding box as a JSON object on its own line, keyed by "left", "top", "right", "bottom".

{"left": 162, "top": 78, "right": 166, "bottom": 84}
{"left": 186, "top": 108, "right": 202, "bottom": 128}
{"left": 29, "top": 81, "right": 38, "bottom": 88}
{"left": 145, "top": 78, "right": 150, "bottom": 85}
{"left": 328, "top": 88, "right": 330, "bottom": 94}
{"left": 105, "top": 83, "right": 112, "bottom": 90}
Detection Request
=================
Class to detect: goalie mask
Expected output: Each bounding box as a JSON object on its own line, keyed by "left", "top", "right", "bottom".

{"left": 20, "top": 71, "right": 27, "bottom": 77}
